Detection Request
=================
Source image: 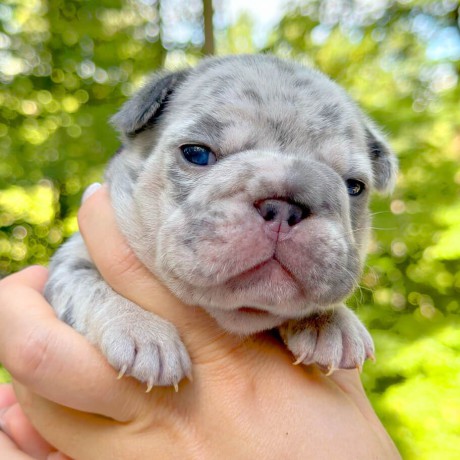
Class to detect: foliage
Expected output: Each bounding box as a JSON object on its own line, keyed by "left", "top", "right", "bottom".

{"left": 1, "top": 1, "right": 459, "bottom": 458}
{"left": 0, "top": 0, "right": 165, "bottom": 273}
{"left": 263, "top": 1, "right": 460, "bottom": 458}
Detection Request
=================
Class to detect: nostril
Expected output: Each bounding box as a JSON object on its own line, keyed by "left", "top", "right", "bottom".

{"left": 255, "top": 201, "right": 279, "bottom": 222}
{"left": 287, "top": 203, "right": 310, "bottom": 226}
{"left": 263, "top": 208, "right": 277, "bottom": 221}
{"left": 254, "top": 198, "right": 310, "bottom": 226}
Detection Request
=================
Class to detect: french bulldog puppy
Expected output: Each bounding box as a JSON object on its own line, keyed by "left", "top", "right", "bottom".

{"left": 45, "top": 55, "right": 397, "bottom": 390}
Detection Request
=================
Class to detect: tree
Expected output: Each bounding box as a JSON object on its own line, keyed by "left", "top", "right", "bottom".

{"left": 1, "top": 1, "right": 459, "bottom": 458}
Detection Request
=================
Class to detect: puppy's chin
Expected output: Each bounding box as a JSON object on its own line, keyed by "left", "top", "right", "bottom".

{"left": 208, "top": 308, "right": 288, "bottom": 335}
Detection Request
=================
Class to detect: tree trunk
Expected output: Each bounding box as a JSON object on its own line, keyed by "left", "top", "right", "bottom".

{"left": 203, "top": 0, "right": 215, "bottom": 55}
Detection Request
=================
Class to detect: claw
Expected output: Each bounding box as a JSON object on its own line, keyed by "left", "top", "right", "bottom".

{"left": 293, "top": 350, "right": 309, "bottom": 365}
{"left": 368, "top": 353, "right": 376, "bottom": 363}
{"left": 117, "top": 364, "right": 128, "bottom": 380}
{"left": 173, "top": 382, "right": 179, "bottom": 393}
{"left": 356, "top": 363, "right": 363, "bottom": 373}
{"left": 146, "top": 379, "right": 154, "bottom": 393}
{"left": 325, "top": 365, "right": 336, "bottom": 376}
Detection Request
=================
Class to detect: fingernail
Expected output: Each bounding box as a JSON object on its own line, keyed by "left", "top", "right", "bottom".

{"left": 81, "top": 182, "right": 102, "bottom": 203}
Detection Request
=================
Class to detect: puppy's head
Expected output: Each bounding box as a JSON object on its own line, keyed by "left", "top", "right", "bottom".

{"left": 110, "top": 55, "right": 397, "bottom": 334}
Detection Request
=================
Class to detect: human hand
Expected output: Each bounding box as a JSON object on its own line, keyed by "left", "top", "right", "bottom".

{"left": 0, "top": 186, "right": 401, "bottom": 459}
{"left": 0, "top": 382, "right": 71, "bottom": 460}
{"left": 0, "top": 286, "right": 69, "bottom": 460}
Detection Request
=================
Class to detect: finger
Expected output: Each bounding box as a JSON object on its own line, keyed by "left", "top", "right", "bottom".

{"left": 0, "top": 431, "right": 35, "bottom": 460}
{"left": 0, "top": 385, "right": 17, "bottom": 408}
{"left": 0, "top": 266, "right": 49, "bottom": 293}
{"left": 328, "top": 368, "right": 365, "bottom": 395}
{"left": 328, "top": 368, "right": 401, "bottom": 456}
{"left": 78, "top": 186, "right": 239, "bottom": 357}
{"left": 15, "top": 381, "right": 194, "bottom": 460}
{"left": 14, "top": 383, "right": 136, "bottom": 460}
{"left": 0, "top": 278, "right": 147, "bottom": 421}
{"left": 328, "top": 369, "right": 383, "bottom": 427}
{"left": 0, "top": 403, "right": 53, "bottom": 460}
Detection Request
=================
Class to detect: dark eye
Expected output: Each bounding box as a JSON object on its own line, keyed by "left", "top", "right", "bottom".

{"left": 181, "top": 144, "right": 217, "bottom": 166}
{"left": 346, "top": 179, "right": 365, "bottom": 196}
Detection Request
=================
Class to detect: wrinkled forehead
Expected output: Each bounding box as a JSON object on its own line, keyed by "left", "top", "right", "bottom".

{"left": 163, "top": 57, "right": 373, "bottom": 181}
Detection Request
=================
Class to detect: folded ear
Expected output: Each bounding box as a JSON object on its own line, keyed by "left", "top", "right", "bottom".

{"left": 364, "top": 122, "right": 398, "bottom": 193}
{"left": 111, "top": 70, "right": 190, "bottom": 138}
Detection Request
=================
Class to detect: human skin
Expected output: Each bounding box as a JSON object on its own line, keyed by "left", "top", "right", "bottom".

{"left": 0, "top": 187, "right": 401, "bottom": 460}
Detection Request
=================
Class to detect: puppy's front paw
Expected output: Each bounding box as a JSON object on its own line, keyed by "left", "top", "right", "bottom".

{"left": 280, "top": 306, "right": 374, "bottom": 373}
{"left": 95, "top": 304, "right": 191, "bottom": 390}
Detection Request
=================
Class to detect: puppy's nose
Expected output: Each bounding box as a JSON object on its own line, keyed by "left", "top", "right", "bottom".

{"left": 254, "top": 198, "right": 310, "bottom": 227}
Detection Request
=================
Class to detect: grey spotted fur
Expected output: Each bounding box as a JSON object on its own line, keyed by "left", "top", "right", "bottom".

{"left": 45, "top": 55, "right": 397, "bottom": 387}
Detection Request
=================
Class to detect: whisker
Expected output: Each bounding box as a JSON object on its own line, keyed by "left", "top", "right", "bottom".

{"left": 368, "top": 226, "right": 397, "bottom": 231}
{"left": 368, "top": 210, "right": 392, "bottom": 217}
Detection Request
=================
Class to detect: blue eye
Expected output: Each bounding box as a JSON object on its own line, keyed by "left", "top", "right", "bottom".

{"left": 346, "top": 179, "right": 365, "bottom": 196}
{"left": 181, "top": 145, "right": 217, "bottom": 166}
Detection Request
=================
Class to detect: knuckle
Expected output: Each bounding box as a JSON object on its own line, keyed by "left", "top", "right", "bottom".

{"left": 7, "top": 326, "right": 53, "bottom": 386}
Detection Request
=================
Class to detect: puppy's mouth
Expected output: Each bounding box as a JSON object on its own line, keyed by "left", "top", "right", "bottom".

{"left": 227, "top": 257, "right": 298, "bottom": 287}
{"left": 237, "top": 306, "right": 271, "bottom": 316}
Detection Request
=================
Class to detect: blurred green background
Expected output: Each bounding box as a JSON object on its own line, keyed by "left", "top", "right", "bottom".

{"left": 0, "top": 0, "right": 459, "bottom": 458}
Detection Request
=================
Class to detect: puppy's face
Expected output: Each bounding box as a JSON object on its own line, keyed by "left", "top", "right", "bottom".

{"left": 110, "top": 56, "right": 397, "bottom": 335}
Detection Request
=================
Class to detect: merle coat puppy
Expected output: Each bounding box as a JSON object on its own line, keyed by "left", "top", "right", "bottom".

{"left": 45, "top": 55, "right": 397, "bottom": 390}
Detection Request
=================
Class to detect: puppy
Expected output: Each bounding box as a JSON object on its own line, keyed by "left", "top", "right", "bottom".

{"left": 45, "top": 55, "right": 397, "bottom": 389}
